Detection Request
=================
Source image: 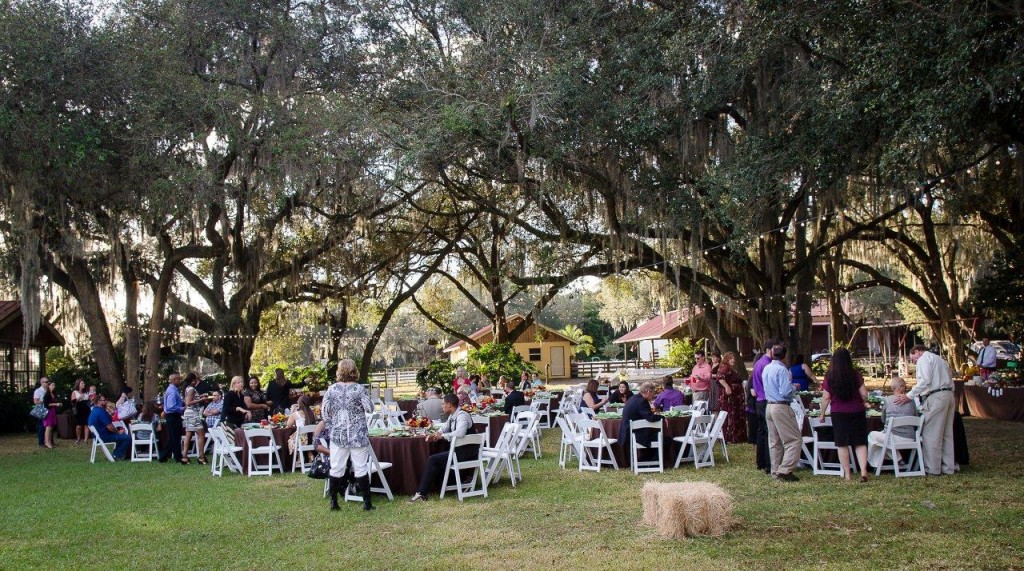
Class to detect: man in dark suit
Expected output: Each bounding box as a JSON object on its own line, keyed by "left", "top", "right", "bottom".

{"left": 619, "top": 381, "right": 663, "bottom": 463}
{"left": 503, "top": 383, "right": 526, "bottom": 415}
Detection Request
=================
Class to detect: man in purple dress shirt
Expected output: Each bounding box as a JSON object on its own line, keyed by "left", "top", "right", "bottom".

{"left": 750, "top": 339, "right": 776, "bottom": 474}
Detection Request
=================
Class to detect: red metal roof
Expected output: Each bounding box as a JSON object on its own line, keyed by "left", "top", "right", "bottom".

{"left": 613, "top": 309, "right": 693, "bottom": 344}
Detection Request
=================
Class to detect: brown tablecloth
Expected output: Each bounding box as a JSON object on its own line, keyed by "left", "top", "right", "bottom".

{"left": 369, "top": 435, "right": 447, "bottom": 496}
{"left": 963, "top": 386, "right": 1024, "bottom": 422}
{"left": 396, "top": 400, "right": 420, "bottom": 417}
{"left": 597, "top": 416, "right": 694, "bottom": 467}
{"left": 473, "top": 415, "right": 509, "bottom": 446}
{"left": 953, "top": 380, "right": 968, "bottom": 415}
{"left": 57, "top": 413, "right": 75, "bottom": 439}
{"left": 234, "top": 426, "right": 295, "bottom": 474}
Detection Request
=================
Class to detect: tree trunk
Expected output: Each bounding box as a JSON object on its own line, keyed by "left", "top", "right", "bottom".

{"left": 143, "top": 262, "right": 177, "bottom": 400}
{"left": 123, "top": 264, "right": 141, "bottom": 394}
{"left": 63, "top": 255, "right": 125, "bottom": 392}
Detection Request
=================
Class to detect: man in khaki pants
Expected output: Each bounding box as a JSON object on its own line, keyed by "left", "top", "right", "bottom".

{"left": 894, "top": 345, "right": 956, "bottom": 475}
{"left": 762, "top": 345, "right": 801, "bottom": 481}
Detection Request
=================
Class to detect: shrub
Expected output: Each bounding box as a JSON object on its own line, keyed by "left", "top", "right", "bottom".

{"left": 466, "top": 342, "right": 536, "bottom": 383}
{"left": 417, "top": 359, "right": 456, "bottom": 393}
{"left": 657, "top": 338, "right": 704, "bottom": 372}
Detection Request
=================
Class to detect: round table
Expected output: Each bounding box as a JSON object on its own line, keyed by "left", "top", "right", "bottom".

{"left": 597, "top": 415, "right": 694, "bottom": 467}
{"left": 962, "top": 385, "right": 1024, "bottom": 422}
{"left": 369, "top": 435, "right": 447, "bottom": 496}
{"left": 474, "top": 414, "right": 510, "bottom": 446}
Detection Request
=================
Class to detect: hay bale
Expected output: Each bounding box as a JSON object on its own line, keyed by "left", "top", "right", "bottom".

{"left": 640, "top": 481, "right": 734, "bottom": 539}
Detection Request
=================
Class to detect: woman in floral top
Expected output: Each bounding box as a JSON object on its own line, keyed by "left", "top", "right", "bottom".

{"left": 321, "top": 359, "right": 374, "bottom": 511}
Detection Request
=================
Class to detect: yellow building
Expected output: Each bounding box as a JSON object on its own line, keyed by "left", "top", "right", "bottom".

{"left": 441, "top": 315, "right": 577, "bottom": 380}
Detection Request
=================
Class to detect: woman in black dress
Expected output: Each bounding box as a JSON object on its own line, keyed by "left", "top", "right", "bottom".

{"left": 71, "top": 379, "right": 91, "bottom": 444}
{"left": 243, "top": 376, "right": 272, "bottom": 422}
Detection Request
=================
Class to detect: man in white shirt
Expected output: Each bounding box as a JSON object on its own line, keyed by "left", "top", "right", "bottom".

{"left": 33, "top": 377, "right": 49, "bottom": 448}
{"left": 976, "top": 338, "right": 998, "bottom": 381}
{"left": 408, "top": 393, "right": 477, "bottom": 502}
{"left": 894, "top": 345, "right": 956, "bottom": 475}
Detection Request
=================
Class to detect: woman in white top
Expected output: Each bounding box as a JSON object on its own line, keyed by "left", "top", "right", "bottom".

{"left": 287, "top": 394, "right": 316, "bottom": 457}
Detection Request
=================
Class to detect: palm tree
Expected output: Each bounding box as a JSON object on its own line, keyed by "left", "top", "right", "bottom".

{"left": 559, "top": 325, "right": 595, "bottom": 357}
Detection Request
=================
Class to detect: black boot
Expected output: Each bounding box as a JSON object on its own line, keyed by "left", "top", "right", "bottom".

{"left": 358, "top": 475, "right": 375, "bottom": 511}
{"left": 329, "top": 476, "right": 343, "bottom": 511}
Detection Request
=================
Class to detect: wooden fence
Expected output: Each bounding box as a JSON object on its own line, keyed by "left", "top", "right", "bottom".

{"left": 367, "top": 368, "right": 419, "bottom": 388}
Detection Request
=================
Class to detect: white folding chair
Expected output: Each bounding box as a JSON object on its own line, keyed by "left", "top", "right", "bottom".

{"left": 482, "top": 422, "right": 520, "bottom": 486}
{"left": 344, "top": 446, "right": 395, "bottom": 501}
{"left": 112, "top": 420, "right": 128, "bottom": 432}
{"left": 471, "top": 415, "right": 491, "bottom": 446}
{"left": 673, "top": 414, "right": 714, "bottom": 468}
{"left": 576, "top": 418, "right": 619, "bottom": 472}
{"left": 243, "top": 428, "right": 284, "bottom": 476}
{"left": 89, "top": 425, "right": 117, "bottom": 463}
{"left": 510, "top": 405, "right": 532, "bottom": 421}
{"left": 707, "top": 411, "right": 730, "bottom": 462}
{"left": 690, "top": 400, "right": 709, "bottom": 415}
{"left": 630, "top": 419, "right": 664, "bottom": 474}
{"left": 531, "top": 397, "right": 552, "bottom": 429}
{"left": 383, "top": 388, "right": 394, "bottom": 402}
{"left": 211, "top": 426, "right": 244, "bottom": 476}
{"left": 365, "top": 411, "right": 387, "bottom": 431}
{"left": 291, "top": 424, "right": 318, "bottom": 473}
{"left": 556, "top": 415, "right": 582, "bottom": 469}
{"left": 383, "top": 409, "right": 407, "bottom": 428}
{"left": 440, "top": 433, "right": 489, "bottom": 501}
{"left": 809, "top": 417, "right": 854, "bottom": 476}
{"left": 869, "top": 416, "right": 925, "bottom": 477}
{"left": 129, "top": 423, "right": 157, "bottom": 462}
{"left": 579, "top": 406, "right": 596, "bottom": 419}
{"left": 513, "top": 411, "right": 542, "bottom": 459}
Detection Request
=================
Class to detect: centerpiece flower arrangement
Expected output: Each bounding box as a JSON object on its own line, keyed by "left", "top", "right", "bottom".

{"left": 476, "top": 396, "right": 497, "bottom": 411}
{"left": 524, "top": 389, "right": 536, "bottom": 399}
{"left": 535, "top": 384, "right": 547, "bottom": 391}
{"left": 407, "top": 416, "right": 431, "bottom": 429}
{"left": 460, "top": 403, "right": 479, "bottom": 414}
{"left": 269, "top": 412, "right": 288, "bottom": 427}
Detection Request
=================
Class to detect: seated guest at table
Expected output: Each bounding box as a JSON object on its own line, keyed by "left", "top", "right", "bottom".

{"left": 136, "top": 401, "right": 160, "bottom": 438}
{"left": 287, "top": 394, "right": 317, "bottom": 458}
{"left": 203, "top": 391, "right": 223, "bottom": 428}
{"left": 867, "top": 376, "right": 918, "bottom": 467}
{"left": 518, "top": 372, "right": 532, "bottom": 391}
{"left": 88, "top": 394, "right": 131, "bottom": 460}
{"left": 468, "top": 375, "right": 480, "bottom": 396}
{"left": 244, "top": 376, "right": 273, "bottom": 423}
{"left": 313, "top": 420, "right": 330, "bottom": 455}
{"left": 503, "top": 382, "right": 526, "bottom": 415}
{"left": 267, "top": 368, "right": 305, "bottom": 415}
{"left": 116, "top": 386, "right": 138, "bottom": 422}
{"left": 531, "top": 372, "right": 544, "bottom": 388}
{"left": 653, "top": 376, "right": 684, "bottom": 411}
{"left": 408, "top": 393, "right": 477, "bottom": 503}
{"left": 497, "top": 375, "right": 509, "bottom": 390}
{"left": 417, "top": 388, "right": 445, "bottom": 421}
{"left": 222, "top": 376, "right": 252, "bottom": 427}
{"left": 607, "top": 381, "right": 633, "bottom": 405}
{"left": 478, "top": 375, "right": 492, "bottom": 391}
{"left": 820, "top": 348, "right": 870, "bottom": 482}
{"left": 790, "top": 354, "right": 817, "bottom": 392}
{"left": 619, "top": 381, "right": 663, "bottom": 461}
{"left": 457, "top": 385, "right": 473, "bottom": 407}
{"left": 581, "top": 379, "right": 609, "bottom": 413}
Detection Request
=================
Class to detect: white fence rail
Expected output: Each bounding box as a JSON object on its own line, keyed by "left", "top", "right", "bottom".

{"left": 572, "top": 359, "right": 652, "bottom": 379}
{"left": 367, "top": 368, "right": 419, "bottom": 387}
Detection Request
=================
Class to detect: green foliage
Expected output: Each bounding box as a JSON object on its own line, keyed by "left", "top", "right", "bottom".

{"left": 416, "top": 359, "right": 456, "bottom": 394}
{"left": 45, "top": 349, "right": 105, "bottom": 400}
{"left": 657, "top": 338, "right": 704, "bottom": 372}
{"left": 972, "top": 244, "right": 1024, "bottom": 340}
{"left": 466, "top": 342, "right": 536, "bottom": 384}
{"left": 258, "top": 362, "right": 334, "bottom": 392}
{"left": 558, "top": 324, "right": 595, "bottom": 357}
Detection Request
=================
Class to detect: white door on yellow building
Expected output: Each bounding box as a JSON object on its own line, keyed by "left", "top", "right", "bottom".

{"left": 550, "top": 346, "right": 566, "bottom": 377}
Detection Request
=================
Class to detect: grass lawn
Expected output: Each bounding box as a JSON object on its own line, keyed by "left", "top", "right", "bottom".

{"left": 1, "top": 417, "right": 1022, "bottom": 570}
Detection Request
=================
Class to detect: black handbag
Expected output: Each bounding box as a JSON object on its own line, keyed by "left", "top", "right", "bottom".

{"left": 307, "top": 454, "right": 330, "bottom": 479}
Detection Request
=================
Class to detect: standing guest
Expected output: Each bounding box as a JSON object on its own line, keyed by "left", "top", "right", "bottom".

{"left": 709, "top": 351, "right": 723, "bottom": 412}
{"left": 894, "top": 345, "right": 956, "bottom": 475}
{"left": 33, "top": 377, "right": 49, "bottom": 448}
{"left": 763, "top": 344, "right": 800, "bottom": 482}
{"left": 976, "top": 338, "right": 997, "bottom": 381}
{"left": 267, "top": 368, "right": 303, "bottom": 415}
{"left": 468, "top": 375, "right": 481, "bottom": 397}
{"left": 243, "top": 376, "right": 272, "bottom": 423}
{"left": 408, "top": 393, "right": 477, "bottom": 503}
{"left": 222, "top": 376, "right": 252, "bottom": 427}
{"left": 203, "top": 391, "right": 223, "bottom": 428}
{"left": 287, "top": 394, "right": 317, "bottom": 459}
{"left": 115, "top": 386, "right": 138, "bottom": 422}
{"left": 820, "top": 348, "right": 869, "bottom": 482}
{"left": 618, "top": 381, "right": 663, "bottom": 463}
{"left": 789, "top": 354, "right": 817, "bottom": 392}
{"left": 158, "top": 373, "right": 186, "bottom": 465}
{"left": 417, "top": 388, "right": 445, "bottom": 421}
{"left": 581, "top": 379, "right": 610, "bottom": 413}
{"left": 181, "top": 373, "right": 209, "bottom": 465}
{"left": 322, "top": 359, "right": 376, "bottom": 511}
{"left": 88, "top": 394, "right": 131, "bottom": 460}
{"left": 607, "top": 381, "right": 633, "bottom": 405}
{"left": 653, "top": 377, "right": 684, "bottom": 412}
{"left": 715, "top": 352, "right": 748, "bottom": 443}
{"left": 503, "top": 382, "right": 526, "bottom": 415}
{"left": 867, "top": 376, "right": 918, "bottom": 467}
{"left": 42, "top": 380, "right": 61, "bottom": 449}
{"left": 686, "top": 351, "right": 713, "bottom": 403}
{"left": 71, "top": 379, "right": 90, "bottom": 444}
{"left": 751, "top": 340, "right": 775, "bottom": 474}
{"left": 453, "top": 367, "right": 471, "bottom": 392}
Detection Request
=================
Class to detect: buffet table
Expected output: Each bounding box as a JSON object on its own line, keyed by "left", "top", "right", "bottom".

{"left": 962, "top": 386, "right": 1024, "bottom": 422}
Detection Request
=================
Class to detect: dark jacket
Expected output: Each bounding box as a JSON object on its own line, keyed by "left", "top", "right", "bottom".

{"left": 619, "top": 394, "right": 662, "bottom": 447}
{"left": 503, "top": 390, "right": 526, "bottom": 415}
